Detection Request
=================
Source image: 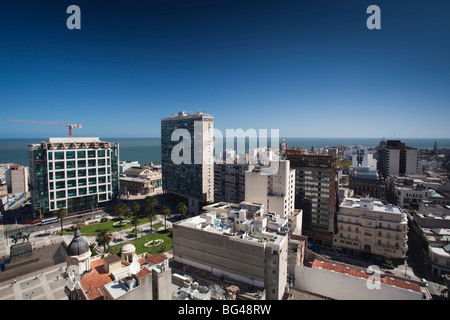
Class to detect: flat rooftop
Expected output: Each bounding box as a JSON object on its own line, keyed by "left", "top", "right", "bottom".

{"left": 177, "top": 214, "right": 285, "bottom": 246}
{"left": 340, "top": 197, "right": 404, "bottom": 215}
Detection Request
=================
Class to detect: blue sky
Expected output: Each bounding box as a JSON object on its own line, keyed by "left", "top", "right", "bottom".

{"left": 1, "top": 0, "right": 449, "bottom": 139}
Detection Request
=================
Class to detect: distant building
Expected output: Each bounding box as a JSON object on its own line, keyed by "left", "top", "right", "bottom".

{"left": 161, "top": 111, "right": 214, "bottom": 215}
{"left": 377, "top": 140, "right": 418, "bottom": 178}
{"left": 245, "top": 160, "right": 295, "bottom": 218}
{"left": 214, "top": 161, "right": 255, "bottom": 204}
{"left": 408, "top": 201, "right": 450, "bottom": 277}
{"left": 286, "top": 151, "right": 339, "bottom": 246}
{"left": 349, "top": 153, "right": 385, "bottom": 200}
{"left": 335, "top": 197, "right": 408, "bottom": 264}
{"left": 172, "top": 201, "right": 289, "bottom": 300}
{"left": 28, "top": 137, "right": 119, "bottom": 218}
{"left": 5, "top": 164, "right": 29, "bottom": 195}
{"left": 120, "top": 165, "right": 162, "bottom": 196}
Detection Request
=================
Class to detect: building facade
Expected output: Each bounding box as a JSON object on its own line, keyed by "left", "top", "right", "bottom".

{"left": 378, "top": 140, "right": 418, "bottom": 178}
{"left": 161, "top": 111, "right": 214, "bottom": 215}
{"left": 334, "top": 197, "right": 408, "bottom": 263}
{"left": 5, "top": 164, "right": 29, "bottom": 195}
{"left": 28, "top": 137, "right": 119, "bottom": 218}
{"left": 245, "top": 160, "right": 295, "bottom": 218}
{"left": 172, "top": 201, "right": 289, "bottom": 300}
{"left": 214, "top": 161, "right": 254, "bottom": 204}
{"left": 286, "top": 151, "right": 339, "bottom": 246}
{"left": 120, "top": 166, "right": 162, "bottom": 196}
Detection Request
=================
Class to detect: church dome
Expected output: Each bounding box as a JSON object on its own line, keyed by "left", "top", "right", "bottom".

{"left": 67, "top": 229, "right": 90, "bottom": 256}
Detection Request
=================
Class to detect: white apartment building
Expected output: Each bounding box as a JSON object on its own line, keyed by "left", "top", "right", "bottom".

{"left": 245, "top": 160, "right": 295, "bottom": 218}
{"left": 334, "top": 197, "right": 408, "bottom": 263}
{"left": 172, "top": 201, "right": 289, "bottom": 300}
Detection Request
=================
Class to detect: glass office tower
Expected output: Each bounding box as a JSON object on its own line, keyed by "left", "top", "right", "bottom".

{"left": 28, "top": 137, "right": 119, "bottom": 218}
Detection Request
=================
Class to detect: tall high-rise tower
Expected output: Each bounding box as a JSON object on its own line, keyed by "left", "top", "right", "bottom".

{"left": 161, "top": 111, "right": 214, "bottom": 215}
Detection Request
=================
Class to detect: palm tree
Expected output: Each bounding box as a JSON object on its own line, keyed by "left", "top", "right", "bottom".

{"left": 131, "top": 201, "right": 141, "bottom": 217}
{"left": 95, "top": 228, "right": 112, "bottom": 254}
{"left": 115, "top": 203, "right": 130, "bottom": 229}
{"left": 131, "top": 214, "right": 140, "bottom": 239}
{"left": 162, "top": 205, "right": 171, "bottom": 230}
{"left": 145, "top": 196, "right": 158, "bottom": 214}
{"left": 89, "top": 243, "right": 99, "bottom": 257}
{"left": 146, "top": 206, "right": 155, "bottom": 234}
{"left": 177, "top": 202, "right": 188, "bottom": 220}
{"left": 56, "top": 208, "right": 67, "bottom": 235}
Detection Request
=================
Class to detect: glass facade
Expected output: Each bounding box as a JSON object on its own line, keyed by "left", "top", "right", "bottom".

{"left": 29, "top": 138, "right": 119, "bottom": 218}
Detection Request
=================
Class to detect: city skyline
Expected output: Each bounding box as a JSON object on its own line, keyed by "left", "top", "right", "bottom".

{"left": 1, "top": 1, "right": 450, "bottom": 139}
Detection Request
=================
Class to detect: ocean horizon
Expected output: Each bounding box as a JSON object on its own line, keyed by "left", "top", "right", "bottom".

{"left": 1, "top": 137, "right": 449, "bottom": 167}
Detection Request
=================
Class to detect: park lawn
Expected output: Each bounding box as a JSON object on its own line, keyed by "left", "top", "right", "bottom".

{"left": 63, "top": 216, "right": 158, "bottom": 236}
{"left": 110, "top": 228, "right": 173, "bottom": 256}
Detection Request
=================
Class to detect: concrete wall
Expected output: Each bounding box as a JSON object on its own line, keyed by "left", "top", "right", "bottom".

{"left": 173, "top": 224, "right": 267, "bottom": 284}
{"left": 294, "top": 265, "right": 422, "bottom": 300}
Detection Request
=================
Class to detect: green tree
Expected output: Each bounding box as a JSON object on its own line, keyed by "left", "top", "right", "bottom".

{"left": 115, "top": 203, "right": 130, "bottom": 229}
{"left": 56, "top": 208, "right": 67, "bottom": 235}
{"left": 95, "top": 228, "right": 112, "bottom": 254}
{"left": 131, "top": 201, "right": 141, "bottom": 217}
{"left": 145, "top": 196, "right": 158, "bottom": 213}
{"left": 177, "top": 202, "right": 188, "bottom": 219}
{"left": 146, "top": 206, "right": 156, "bottom": 234}
{"left": 131, "top": 214, "right": 140, "bottom": 239}
{"left": 162, "top": 205, "right": 171, "bottom": 230}
{"left": 89, "top": 242, "right": 99, "bottom": 256}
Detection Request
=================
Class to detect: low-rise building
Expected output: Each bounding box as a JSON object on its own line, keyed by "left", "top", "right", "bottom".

{"left": 120, "top": 165, "right": 162, "bottom": 196}
{"left": 334, "top": 197, "right": 408, "bottom": 264}
{"left": 408, "top": 201, "right": 450, "bottom": 277}
{"left": 294, "top": 259, "right": 424, "bottom": 300}
{"left": 64, "top": 230, "right": 171, "bottom": 300}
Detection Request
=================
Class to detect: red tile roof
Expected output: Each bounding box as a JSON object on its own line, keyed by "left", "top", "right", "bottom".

{"left": 311, "top": 259, "right": 421, "bottom": 293}
{"left": 136, "top": 267, "right": 151, "bottom": 279}
{"left": 80, "top": 259, "right": 114, "bottom": 300}
{"left": 142, "top": 253, "right": 167, "bottom": 265}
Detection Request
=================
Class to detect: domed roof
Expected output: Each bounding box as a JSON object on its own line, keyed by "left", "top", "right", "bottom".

{"left": 121, "top": 244, "right": 136, "bottom": 254}
{"left": 67, "top": 229, "right": 90, "bottom": 256}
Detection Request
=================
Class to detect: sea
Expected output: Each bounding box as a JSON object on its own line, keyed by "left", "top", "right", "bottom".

{"left": 1, "top": 137, "right": 449, "bottom": 167}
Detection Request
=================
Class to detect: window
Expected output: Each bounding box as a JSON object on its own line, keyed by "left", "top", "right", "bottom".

{"left": 55, "top": 152, "right": 64, "bottom": 160}
{"left": 77, "top": 151, "right": 86, "bottom": 158}
{"left": 55, "top": 161, "right": 64, "bottom": 170}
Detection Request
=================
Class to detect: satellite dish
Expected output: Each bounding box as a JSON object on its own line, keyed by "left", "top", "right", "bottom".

{"left": 129, "top": 261, "right": 140, "bottom": 275}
